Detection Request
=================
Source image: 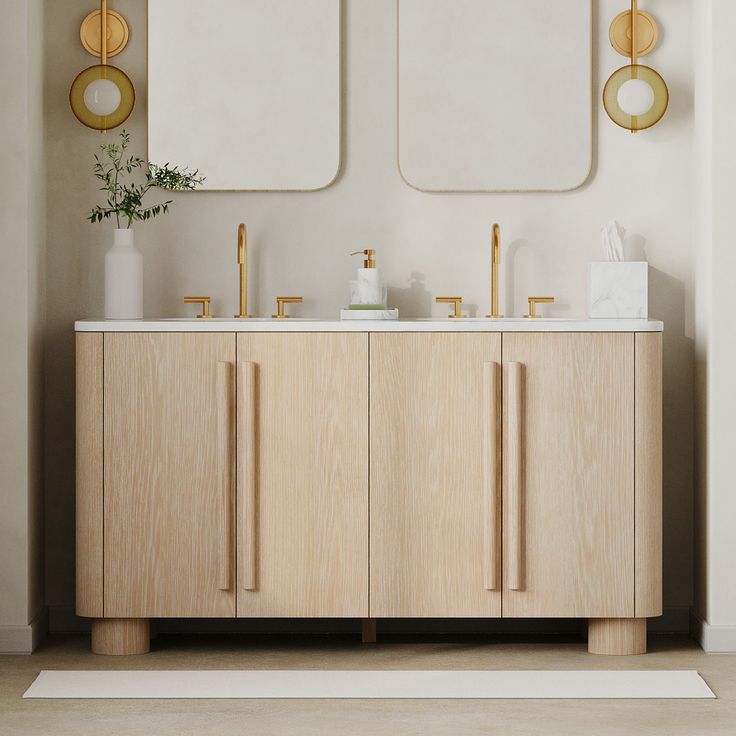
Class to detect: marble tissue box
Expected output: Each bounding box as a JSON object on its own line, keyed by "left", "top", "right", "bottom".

{"left": 589, "top": 262, "right": 648, "bottom": 319}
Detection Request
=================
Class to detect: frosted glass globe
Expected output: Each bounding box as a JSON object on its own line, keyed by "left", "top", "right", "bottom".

{"left": 617, "top": 78, "right": 655, "bottom": 117}
{"left": 83, "top": 79, "right": 122, "bottom": 116}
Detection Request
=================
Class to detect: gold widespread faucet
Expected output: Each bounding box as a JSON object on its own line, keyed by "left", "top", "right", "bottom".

{"left": 234, "top": 223, "right": 254, "bottom": 318}
{"left": 436, "top": 296, "right": 467, "bottom": 319}
{"left": 272, "top": 296, "right": 303, "bottom": 319}
{"left": 525, "top": 296, "right": 555, "bottom": 319}
{"left": 486, "top": 223, "right": 503, "bottom": 318}
{"left": 183, "top": 296, "right": 213, "bottom": 318}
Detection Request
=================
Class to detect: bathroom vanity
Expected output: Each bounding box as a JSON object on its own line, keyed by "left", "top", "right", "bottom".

{"left": 75, "top": 319, "right": 662, "bottom": 656}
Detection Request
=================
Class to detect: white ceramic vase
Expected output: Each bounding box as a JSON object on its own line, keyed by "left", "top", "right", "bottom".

{"left": 105, "top": 228, "right": 143, "bottom": 319}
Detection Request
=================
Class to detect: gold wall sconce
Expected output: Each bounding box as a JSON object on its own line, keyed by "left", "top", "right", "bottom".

{"left": 69, "top": 0, "right": 135, "bottom": 132}
{"left": 603, "top": 0, "right": 668, "bottom": 132}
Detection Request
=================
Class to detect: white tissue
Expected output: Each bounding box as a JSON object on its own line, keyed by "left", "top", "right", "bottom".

{"left": 601, "top": 220, "right": 626, "bottom": 262}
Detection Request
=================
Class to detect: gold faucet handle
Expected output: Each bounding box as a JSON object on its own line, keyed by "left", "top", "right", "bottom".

{"left": 272, "top": 296, "right": 303, "bottom": 319}
{"left": 184, "top": 296, "right": 213, "bottom": 319}
{"left": 436, "top": 296, "right": 467, "bottom": 319}
{"left": 525, "top": 296, "right": 555, "bottom": 319}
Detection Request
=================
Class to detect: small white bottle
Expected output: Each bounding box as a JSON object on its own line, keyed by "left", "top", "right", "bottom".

{"left": 349, "top": 248, "right": 387, "bottom": 309}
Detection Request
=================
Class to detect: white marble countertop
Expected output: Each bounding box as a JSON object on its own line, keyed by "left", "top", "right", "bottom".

{"left": 75, "top": 318, "right": 664, "bottom": 333}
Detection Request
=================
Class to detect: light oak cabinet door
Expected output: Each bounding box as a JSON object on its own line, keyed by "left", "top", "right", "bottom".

{"left": 370, "top": 333, "right": 502, "bottom": 617}
{"left": 104, "top": 333, "right": 236, "bottom": 617}
{"left": 502, "top": 333, "right": 635, "bottom": 618}
{"left": 236, "top": 333, "right": 368, "bottom": 617}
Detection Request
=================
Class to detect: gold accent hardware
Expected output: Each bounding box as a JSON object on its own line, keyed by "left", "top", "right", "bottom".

{"left": 632, "top": 0, "right": 639, "bottom": 66}
{"left": 486, "top": 223, "right": 503, "bottom": 318}
{"left": 603, "top": 0, "right": 668, "bottom": 133}
{"left": 69, "top": 0, "right": 136, "bottom": 132}
{"left": 101, "top": 0, "right": 107, "bottom": 64}
{"left": 350, "top": 249, "right": 376, "bottom": 268}
{"left": 80, "top": 7, "right": 130, "bottom": 58}
{"left": 609, "top": 7, "right": 658, "bottom": 58}
{"left": 184, "top": 296, "right": 214, "bottom": 318}
{"left": 436, "top": 296, "right": 467, "bottom": 319}
{"left": 525, "top": 296, "right": 555, "bottom": 319}
{"left": 234, "top": 223, "right": 255, "bottom": 318}
{"left": 272, "top": 296, "right": 303, "bottom": 319}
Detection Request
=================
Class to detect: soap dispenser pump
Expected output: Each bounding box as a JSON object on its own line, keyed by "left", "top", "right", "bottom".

{"left": 349, "top": 248, "right": 387, "bottom": 309}
{"left": 351, "top": 248, "right": 376, "bottom": 269}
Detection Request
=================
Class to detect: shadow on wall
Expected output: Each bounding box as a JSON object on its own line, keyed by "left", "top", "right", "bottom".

{"left": 649, "top": 266, "right": 695, "bottom": 609}
{"left": 504, "top": 239, "right": 571, "bottom": 318}
{"left": 388, "top": 272, "right": 433, "bottom": 318}
{"left": 388, "top": 272, "right": 480, "bottom": 317}
{"left": 504, "top": 238, "right": 527, "bottom": 316}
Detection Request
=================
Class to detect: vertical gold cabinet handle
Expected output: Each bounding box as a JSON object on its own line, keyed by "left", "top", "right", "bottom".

{"left": 483, "top": 362, "right": 501, "bottom": 590}
{"left": 216, "top": 362, "right": 234, "bottom": 590}
{"left": 238, "top": 362, "right": 257, "bottom": 590}
{"left": 507, "top": 362, "right": 524, "bottom": 591}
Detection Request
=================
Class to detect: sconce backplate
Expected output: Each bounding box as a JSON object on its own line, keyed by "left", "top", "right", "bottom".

{"left": 609, "top": 10, "right": 658, "bottom": 57}
{"left": 80, "top": 9, "right": 129, "bottom": 58}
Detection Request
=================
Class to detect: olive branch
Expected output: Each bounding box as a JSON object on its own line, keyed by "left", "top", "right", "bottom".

{"left": 88, "top": 130, "right": 204, "bottom": 229}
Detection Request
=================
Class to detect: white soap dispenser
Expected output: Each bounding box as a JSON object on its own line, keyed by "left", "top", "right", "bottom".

{"left": 349, "top": 249, "right": 387, "bottom": 309}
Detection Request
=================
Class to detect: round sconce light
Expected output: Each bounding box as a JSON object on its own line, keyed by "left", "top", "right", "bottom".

{"left": 70, "top": 64, "right": 135, "bottom": 130}
{"left": 603, "top": 64, "right": 668, "bottom": 132}
{"left": 69, "top": 0, "right": 135, "bottom": 132}
{"left": 618, "top": 78, "right": 655, "bottom": 117}
{"left": 603, "top": 0, "right": 668, "bottom": 132}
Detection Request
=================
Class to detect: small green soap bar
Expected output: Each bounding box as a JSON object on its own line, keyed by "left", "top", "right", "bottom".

{"left": 348, "top": 304, "right": 387, "bottom": 310}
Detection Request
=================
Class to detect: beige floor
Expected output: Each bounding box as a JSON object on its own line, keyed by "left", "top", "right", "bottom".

{"left": 1, "top": 634, "right": 735, "bottom": 735}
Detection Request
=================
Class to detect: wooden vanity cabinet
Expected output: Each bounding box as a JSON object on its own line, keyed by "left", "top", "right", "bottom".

{"left": 76, "top": 332, "right": 368, "bottom": 653}
{"left": 368, "top": 331, "right": 661, "bottom": 653}
{"left": 102, "top": 333, "right": 237, "bottom": 619}
{"left": 76, "top": 328, "right": 661, "bottom": 656}
{"left": 369, "top": 333, "right": 502, "bottom": 617}
{"left": 235, "top": 333, "right": 369, "bottom": 618}
{"left": 502, "top": 333, "right": 635, "bottom": 618}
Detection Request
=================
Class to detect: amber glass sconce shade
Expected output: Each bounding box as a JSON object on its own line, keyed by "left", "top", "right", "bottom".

{"left": 69, "top": 0, "right": 135, "bottom": 132}
{"left": 603, "top": 64, "right": 668, "bottom": 132}
{"left": 603, "top": 0, "right": 668, "bottom": 132}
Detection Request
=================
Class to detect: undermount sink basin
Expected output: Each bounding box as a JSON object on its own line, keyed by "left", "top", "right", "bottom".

{"left": 417, "top": 317, "right": 569, "bottom": 322}
{"left": 161, "top": 317, "right": 315, "bottom": 322}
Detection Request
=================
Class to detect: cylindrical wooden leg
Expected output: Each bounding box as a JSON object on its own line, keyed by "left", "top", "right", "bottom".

{"left": 588, "top": 618, "right": 646, "bottom": 655}
{"left": 91, "top": 618, "right": 150, "bottom": 655}
{"left": 361, "top": 618, "right": 377, "bottom": 644}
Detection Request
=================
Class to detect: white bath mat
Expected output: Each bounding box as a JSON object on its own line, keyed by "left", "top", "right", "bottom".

{"left": 24, "top": 670, "right": 715, "bottom": 699}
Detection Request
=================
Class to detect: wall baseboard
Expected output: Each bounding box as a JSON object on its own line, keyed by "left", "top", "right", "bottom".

{"left": 691, "top": 611, "right": 736, "bottom": 652}
{"left": 0, "top": 608, "right": 47, "bottom": 653}
{"left": 48, "top": 605, "right": 692, "bottom": 637}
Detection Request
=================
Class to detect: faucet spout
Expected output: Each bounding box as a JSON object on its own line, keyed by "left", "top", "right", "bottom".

{"left": 237, "top": 223, "right": 246, "bottom": 265}
{"left": 234, "top": 223, "right": 253, "bottom": 318}
{"left": 487, "top": 223, "right": 503, "bottom": 318}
